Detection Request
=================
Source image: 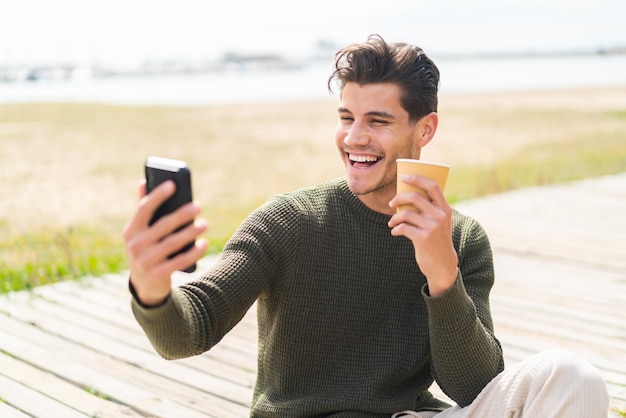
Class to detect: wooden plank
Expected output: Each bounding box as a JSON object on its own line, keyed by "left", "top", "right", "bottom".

{"left": 0, "top": 305, "right": 255, "bottom": 405}
{"left": 0, "top": 351, "right": 141, "bottom": 417}
{"left": 30, "top": 273, "right": 260, "bottom": 368}
{"left": 0, "top": 373, "right": 86, "bottom": 418}
{"left": 0, "top": 314, "right": 249, "bottom": 417}
{"left": 1, "top": 293, "right": 258, "bottom": 388}
{"left": 0, "top": 402, "right": 31, "bottom": 418}
{"left": 454, "top": 174, "right": 626, "bottom": 270}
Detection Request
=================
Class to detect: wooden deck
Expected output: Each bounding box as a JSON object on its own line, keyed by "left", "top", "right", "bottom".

{"left": 1, "top": 173, "right": 625, "bottom": 417}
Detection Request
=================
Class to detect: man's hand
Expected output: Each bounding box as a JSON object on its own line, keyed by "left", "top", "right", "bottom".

{"left": 388, "top": 174, "right": 458, "bottom": 297}
{"left": 123, "top": 180, "right": 208, "bottom": 306}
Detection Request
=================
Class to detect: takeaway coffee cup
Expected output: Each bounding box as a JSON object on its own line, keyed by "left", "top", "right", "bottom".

{"left": 396, "top": 159, "right": 451, "bottom": 212}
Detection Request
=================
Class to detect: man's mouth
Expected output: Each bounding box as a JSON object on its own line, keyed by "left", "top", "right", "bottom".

{"left": 348, "top": 153, "right": 380, "bottom": 168}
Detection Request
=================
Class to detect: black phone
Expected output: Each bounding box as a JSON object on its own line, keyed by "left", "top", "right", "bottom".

{"left": 145, "top": 156, "right": 196, "bottom": 273}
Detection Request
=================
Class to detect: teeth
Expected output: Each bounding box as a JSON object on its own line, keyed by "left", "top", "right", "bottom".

{"left": 349, "top": 154, "right": 379, "bottom": 163}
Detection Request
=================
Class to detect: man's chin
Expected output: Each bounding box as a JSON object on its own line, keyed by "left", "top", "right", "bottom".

{"left": 346, "top": 181, "right": 366, "bottom": 196}
{"left": 346, "top": 178, "right": 376, "bottom": 196}
{"left": 347, "top": 173, "right": 395, "bottom": 196}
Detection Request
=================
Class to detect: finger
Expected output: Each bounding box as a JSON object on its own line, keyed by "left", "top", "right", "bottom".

{"left": 156, "top": 218, "right": 208, "bottom": 259}
{"left": 135, "top": 180, "right": 177, "bottom": 229}
{"left": 123, "top": 180, "right": 177, "bottom": 248}
{"left": 399, "top": 174, "right": 443, "bottom": 200}
{"left": 388, "top": 210, "right": 429, "bottom": 235}
{"left": 137, "top": 237, "right": 208, "bottom": 287}
{"left": 140, "top": 179, "right": 176, "bottom": 215}
{"left": 161, "top": 237, "right": 209, "bottom": 274}
{"left": 409, "top": 176, "right": 448, "bottom": 208}
{"left": 138, "top": 179, "right": 147, "bottom": 199}
{"left": 389, "top": 222, "right": 417, "bottom": 240}
{"left": 137, "top": 219, "right": 208, "bottom": 272}
{"left": 123, "top": 179, "right": 148, "bottom": 237}
{"left": 125, "top": 199, "right": 203, "bottom": 275}
{"left": 389, "top": 190, "right": 431, "bottom": 214}
{"left": 391, "top": 176, "right": 450, "bottom": 215}
{"left": 127, "top": 202, "right": 201, "bottom": 266}
{"left": 146, "top": 201, "right": 202, "bottom": 244}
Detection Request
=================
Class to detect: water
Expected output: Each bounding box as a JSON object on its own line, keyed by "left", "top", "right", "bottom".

{"left": 1, "top": 54, "right": 625, "bottom": 105}
{"left": 436, "top": 54, "right": 626, "bottom": 94}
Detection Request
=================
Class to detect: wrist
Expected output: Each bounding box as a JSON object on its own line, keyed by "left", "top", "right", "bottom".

{"left": 128, "top": 279, "right": 170, "bottom": 308}
{"left": 426, "top": 268, "right": 459, "bottom": 297}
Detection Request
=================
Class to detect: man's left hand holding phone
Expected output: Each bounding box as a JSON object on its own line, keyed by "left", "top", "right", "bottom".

{"left": 123, "top": 156, "right": 208, "bottom": 307}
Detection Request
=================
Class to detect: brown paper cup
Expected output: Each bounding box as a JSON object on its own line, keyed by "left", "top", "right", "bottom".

{"left": 396, "top": 159, "right": 451, "bottom": 212}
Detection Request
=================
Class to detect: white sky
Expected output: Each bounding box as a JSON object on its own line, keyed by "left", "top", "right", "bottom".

{"left": 1, "top": 0, "right": 625, "bottom": 67}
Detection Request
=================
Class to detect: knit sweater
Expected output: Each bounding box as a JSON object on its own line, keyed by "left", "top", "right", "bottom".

{"left": 131, "top": 177, "right": 504, "bottom": 417}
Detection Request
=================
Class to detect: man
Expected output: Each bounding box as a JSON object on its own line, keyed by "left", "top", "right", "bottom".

{"left": 123, "top": 35, "right": 608, "bottom": 417}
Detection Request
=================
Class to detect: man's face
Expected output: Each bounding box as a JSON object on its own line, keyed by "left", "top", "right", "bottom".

{"left": 335, "top": 82, "right": 422, "bottom": 212}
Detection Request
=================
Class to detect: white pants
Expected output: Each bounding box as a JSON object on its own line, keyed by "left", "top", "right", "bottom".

{"left": 394, "top": 349, "right": 609, "bottom": 418}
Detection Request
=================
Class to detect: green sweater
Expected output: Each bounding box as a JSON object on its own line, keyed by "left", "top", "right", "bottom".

{"left": 132, "top": 178, "right": 504, "bottom": 417}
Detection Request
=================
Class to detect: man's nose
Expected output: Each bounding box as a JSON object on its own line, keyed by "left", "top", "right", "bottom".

{"left": 344, "top": 121, "right": 370, "bottom": 147}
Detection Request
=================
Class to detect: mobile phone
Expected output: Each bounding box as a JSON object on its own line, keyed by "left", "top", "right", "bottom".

{"left": 145, "top": 156, "right": 196, "bottom": 273}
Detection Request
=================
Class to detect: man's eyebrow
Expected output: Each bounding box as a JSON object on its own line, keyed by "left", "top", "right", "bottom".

{"left": 336, "top": 107, "right": 395, "bottom": 119}
{"left": 366, "top": 110, "right": 395, "bottom": 119}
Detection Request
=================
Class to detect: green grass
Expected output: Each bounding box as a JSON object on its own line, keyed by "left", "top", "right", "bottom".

{"left": 1, "top": 95, "right": 625, "bottom": 294}
{"left": 1, "top": 227, "right": 126, "bottom": 293}
{"left": 445, "top": 129, "right": 626, "bottom": 204}
{"left": 84, "top": 386, "right": 112, "bottom": 401}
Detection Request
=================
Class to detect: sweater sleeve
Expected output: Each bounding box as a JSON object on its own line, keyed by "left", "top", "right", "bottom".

{"left": 423, "top": 215, "right": 504, "bottom": 407}
{"left": 131, "top": 195, "right": 301, "bottom": 360}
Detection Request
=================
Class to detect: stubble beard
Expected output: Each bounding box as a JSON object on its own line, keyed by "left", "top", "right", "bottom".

{"left": 348, "top": 169, "right": 396, "bottom": 197}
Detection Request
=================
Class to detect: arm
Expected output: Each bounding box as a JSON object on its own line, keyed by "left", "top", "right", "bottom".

{"left": 129, "top": 194, "right": 300, "bottom": 359}
{"left": 424, "top": 216, "right": 503, "bottom": 407}
{"left": 388, "top": 176, "right": 503, "bottom": 406}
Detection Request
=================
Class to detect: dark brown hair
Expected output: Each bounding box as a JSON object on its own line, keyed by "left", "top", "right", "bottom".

{"left": 328, "top": 34, "right": 440, "bottom": 122}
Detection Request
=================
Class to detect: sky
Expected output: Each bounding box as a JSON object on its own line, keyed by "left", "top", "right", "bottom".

{"left": 1, "top": 0, "right": 625, "bottom": 68}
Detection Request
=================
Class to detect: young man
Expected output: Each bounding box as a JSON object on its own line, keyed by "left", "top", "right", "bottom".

{"left": 123, "top": 35, "right": 608, "bottom": 417}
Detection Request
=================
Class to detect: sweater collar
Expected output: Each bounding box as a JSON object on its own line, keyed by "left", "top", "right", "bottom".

{"left": 337, "top": 178, "right": 393, "bottom": 225}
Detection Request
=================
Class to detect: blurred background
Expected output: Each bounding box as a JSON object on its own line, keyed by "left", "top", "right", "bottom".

{"left": 2, "top": 0, "right": 626, "bottom": 104}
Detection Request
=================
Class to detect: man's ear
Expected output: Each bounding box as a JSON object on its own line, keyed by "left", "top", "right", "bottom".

{"left": 415, "top": 112, "right": 439, "bottom": 148}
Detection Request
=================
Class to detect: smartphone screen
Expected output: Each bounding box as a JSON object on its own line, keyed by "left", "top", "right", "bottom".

{"left": 145, "top": 156, "right": 196, "bottom": 273}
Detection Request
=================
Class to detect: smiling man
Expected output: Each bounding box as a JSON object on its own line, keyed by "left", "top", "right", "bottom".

{"left": 124, "top": 35, "right": 608, "bottom": 417}
{"left": 336, "top": 82, "right": 435, "bottom": 208}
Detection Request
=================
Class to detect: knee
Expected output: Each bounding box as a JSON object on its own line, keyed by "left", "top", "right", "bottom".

{"left": 533, "top": 349, "right": 608, "bottom": 400}
{"left": 538, "top": 349, "right": 601, "bottom": 378}
{"left": 494, "top": 350, "right": 610, "bottom": 417}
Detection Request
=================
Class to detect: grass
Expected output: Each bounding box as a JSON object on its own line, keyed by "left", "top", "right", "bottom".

{"left": 1, "top": 87, "right": 625, "bottom": 293}
{"left": 0, "top": 226, "right": 126, "bottom": 293}
{"left": 445, "top": 124, "right": 626, "bottom": 203}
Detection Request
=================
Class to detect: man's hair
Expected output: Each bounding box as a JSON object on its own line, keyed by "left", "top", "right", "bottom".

{"left": 328, "top": 34, "right": 440, "bottom": 122}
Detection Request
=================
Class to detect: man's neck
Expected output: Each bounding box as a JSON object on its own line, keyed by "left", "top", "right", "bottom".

{"left": 357, "top": 190, "right": 395, "bottom": 216}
